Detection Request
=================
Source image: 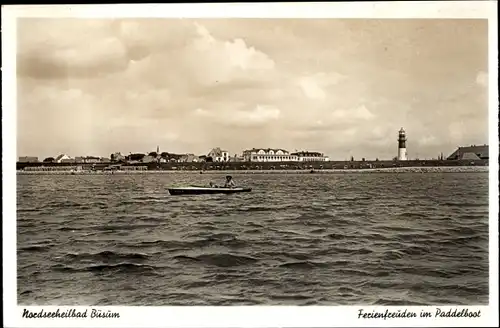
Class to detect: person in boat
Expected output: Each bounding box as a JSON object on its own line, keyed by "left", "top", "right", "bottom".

{"left": 224, "top": 175, "right": 236, "bottom": 188}
{"left": 208, "top": 176, "right": 236, "bottom": 188}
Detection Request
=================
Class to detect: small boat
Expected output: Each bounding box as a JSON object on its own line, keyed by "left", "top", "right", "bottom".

{"left": 168, "top": 186, "right": 252, "bottom": 196}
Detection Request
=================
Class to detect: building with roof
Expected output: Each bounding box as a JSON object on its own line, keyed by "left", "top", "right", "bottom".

{"left": 55, "top": 154, "right": 72, "bottom": 163}
{"left": 447, "top": 144, "right": 489, "bottom": 160}
{"left": 208, "top": 147, "right": 229, "bottom": 162}
{"left": 75, "top": 156, "right": 102, "bottom": 163}
{"left": 160, "top": 153, "right": 184, "bottom": 162}
{"left": 18, "top": 156, "right": 39, "bottom": 163}
{"left": 242, "top": 148, "right": 296, "bottom": 162}
{"left": 179, "top": 154, "right": 198, "bottom": 162}
{"left": 230, "top": 154, "right": 245, "bottom": 162}
{"left": 242, "top": 148, "right": 330, "bottom": 162}
{"left": 290, "top": 151, "right": 329, "bottom": 162}
{"left": 111, "top": 152, "right": 126, "bottom": 162}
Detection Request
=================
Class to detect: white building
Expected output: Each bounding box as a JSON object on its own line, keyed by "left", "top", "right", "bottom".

{"left": 242, "top": 149, "right": 329, "bottom": 162}
{"left": 290, "top": 151, "right": 328, "bottom": 162}
{"left": 179, "top": 154, "right": 198, "bottom": 162}
{"left": 55, "top": 154, "right": 72, "bottom": 163}
{"left": 111, "top": 152, "right": 126, "bottom": 162}
{"left": 208, "top": 147, "right": 229, "bottom": 162}
{"left": 242, "top": 148, "right": 297, "bottom": 162}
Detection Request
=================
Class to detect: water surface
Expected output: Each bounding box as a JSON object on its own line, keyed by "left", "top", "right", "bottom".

{"left": 17, "top": 172, "right": 489, "bottom": 305}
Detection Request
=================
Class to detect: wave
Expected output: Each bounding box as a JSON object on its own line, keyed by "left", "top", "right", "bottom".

{"left": 335, "top": 196, "right": 373, "bottom": 202}
{"left": 258, "top": 251, "right": 313, "bottom": 261}
{"left": 133, "top": 239, "right": 196, "bottom": 250}
{"left": 337, "top": 286, "right": 362, "bottom": 295}
{"left": 396, "top": 212, "right": 428, "bottom": 219}
{"left": 309, "top": 228, "right": 327, "bottom": 234}
{"left": 381, "top": 249, "right": 406, "bottom": 260}
{"left": 131, "top": 233, "right": 250, "bottom": 251}
{"left": 52, "top": 262, "right": 158, "bottom": 275}
{"left": 86, "top": 263, "right": 157, "bottom": 274}
{"left": 242, "top": 228, "right": 263, "bottom": 235}
{"left": 19, "top": 245, "right": 51, "bottom": 252}
{"left": 63, "top": 250, "right": 150, "bottom": 263}
{"left": 95, "top": 223, "right": 161, "bottom": 231}
{"left": 36, "top": 200, "right": 93, "bottom": 210}
{"left": 236, "top": 204, "right": 302, "bottom": 213}
{"left": 329, "top": 246, "right": 374, "bottom": 255}
{"left": 278, "top": 261, "right": 327, "bottom": 269}
{"left": 19, "top": 239, "right": 55, "bottom": 252}
{"left": 431, "top": 226, "right": 487, "bottom": 237}
{"left": 373, "top": 298, "right": 430, "bottom": 306}
{"left": 17, "top": 208, "right": 40, "bottom": 213}
{"left": 442, "top": 201, "right": 488, "bottom": 207}
{"left": 244, "top": 222, "right": 264, "bottom": 228}
{"left": 173, "top": 253, "right": 258, "bottom": 267}
{"left": 57, "top": 226, "right": 87, "bottom": 231}
{"left": 269, "top": 293, "right": 314, "bottom": 301}
{"left": 326, "top": 233, "right": 352, "bottom": 240}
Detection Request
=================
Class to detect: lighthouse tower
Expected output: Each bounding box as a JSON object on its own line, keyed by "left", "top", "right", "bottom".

{"left": 397, "top": 128, "right": 408, "bottom": 161}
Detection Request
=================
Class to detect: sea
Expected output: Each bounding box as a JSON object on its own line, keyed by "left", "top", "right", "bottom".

{"left": 16, "top": 172, "right": 490, "bottom": 305}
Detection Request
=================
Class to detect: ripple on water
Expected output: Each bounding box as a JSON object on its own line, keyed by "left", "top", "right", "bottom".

{"left": 17, "top": 172, "right": 489, "bottom": 305}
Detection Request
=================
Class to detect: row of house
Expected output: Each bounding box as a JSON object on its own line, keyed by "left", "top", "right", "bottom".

{"left": 108, "top": 147, "right": 329, "bottom": 163}
{"left": 18, "top": 155, "right": 110, "bottom": 163}
{"left": 19, "top": 148, "right": 329, "bottom": 164}
{"left": 19, "top": 144, "right": 489, "bottom": 164}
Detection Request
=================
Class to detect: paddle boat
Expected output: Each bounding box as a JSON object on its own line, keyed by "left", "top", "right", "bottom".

{"left": 168, "top": 186, "right": 252, "bottom": 196}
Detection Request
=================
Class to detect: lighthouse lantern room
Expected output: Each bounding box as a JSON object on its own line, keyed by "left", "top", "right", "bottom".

{"left": 398, "top": 128, "right": 408, "bottom": 161}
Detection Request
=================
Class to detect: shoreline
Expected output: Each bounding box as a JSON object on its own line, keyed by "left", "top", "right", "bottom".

{"left": 16, "top": 166, "right": 488, "bottom": 175}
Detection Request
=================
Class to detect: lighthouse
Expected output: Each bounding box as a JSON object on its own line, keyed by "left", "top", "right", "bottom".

{"left": 397, "top": 128, "right": 408, "bottom": 161}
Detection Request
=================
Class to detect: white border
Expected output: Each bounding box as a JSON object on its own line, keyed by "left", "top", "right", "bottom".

{"left": 2, "top": 2, "right": 499, "bottom": 328}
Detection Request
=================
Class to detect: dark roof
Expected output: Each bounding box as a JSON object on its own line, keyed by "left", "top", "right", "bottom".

{"left": 461, "top": 152, "right": 480, "bottom": 160}
{"left": 208, "top": 147, "right": 228, "bottom": 157}
{"left": 243, "top": 148, "right": 288, "bottom": 153}
{"left": 290, "top": 151, "right": 323, "bottom": 156}
{"left": 447, "top": 145, "right": 488, "bottom": 160}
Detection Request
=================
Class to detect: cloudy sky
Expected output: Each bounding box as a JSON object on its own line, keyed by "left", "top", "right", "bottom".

{"left": 17, "top": 18, "right": 489, "bottom": 160}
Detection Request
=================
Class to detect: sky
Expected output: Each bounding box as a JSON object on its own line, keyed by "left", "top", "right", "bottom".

{"left": 16, "top": 18, "right": 489, "bottom": 160}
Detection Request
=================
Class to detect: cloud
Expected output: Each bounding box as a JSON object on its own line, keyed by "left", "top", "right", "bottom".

{"left": 418, "top": 135, "right": 439, "bottom": 147}
{"left": 17, "top": 19, "right": 129, "bottom": 79}
{"left": 16, "top": 19, "right": 489, "bottom": 160}
{"left": 297, "top": 72, "right": 345, "bottom": 100}
{"left": 331, "top": 105, "right": 375, "bottom": 121}
{"left": 17, "top": 19, "right": 276, "bottom": 85}
{"left": 298, "top": 77, "right": 326, "bottom": 100}
{"left": 182, "top": 23, "right": 275, "bottom": 87}
{"left": 233, "top": 105, "right": 281, "bottom": 125}
{"left": 193, "top": 105, "right": 280, "bottom": 128}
